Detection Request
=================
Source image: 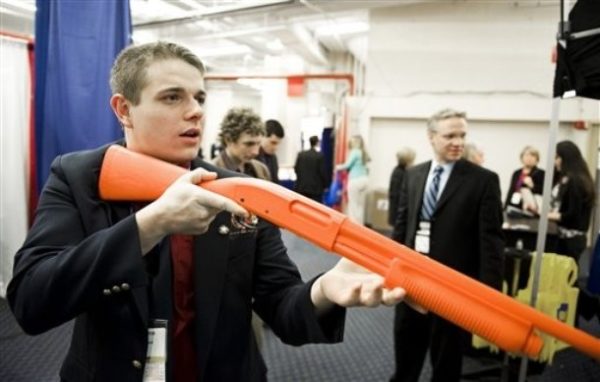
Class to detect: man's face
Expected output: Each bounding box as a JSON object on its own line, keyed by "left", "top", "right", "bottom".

{"left": 428, "top": 117, "right": 466, "bottom": 163}
{"left": 227, "top": 132, "right": 262, "bottom": 164}
{"left": 261, "top": 134, "right": 282, "bottom": 155}
{"left": 120, "top": 59, "right": 206, "bottom": 165}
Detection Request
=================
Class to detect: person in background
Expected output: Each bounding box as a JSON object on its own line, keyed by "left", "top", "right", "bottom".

{"left": 505, "top": 145, "right": 545, "bottom": 212}
{"left": 388, "top": 147, "right": 416, "bottom": 226}
{"left": 7, "top": 42, "right": 408, "bottom": 382}
{"left": 390, "top": 108, "right": 504, "bottom": 382}
{"left": 335, "top": 135, "right": 370, "bottom": 225}
{"left": 212, "top": 107, "right": 271, "bottom": 180}
{"left": 256, "top": 119, "right": 284, "bottom": 183}
{"left": 462, "top": 142, "right": 485, "bottom": 166}
{"left": 548, "top": 140, "right": 595, "bottom": 261}
{"left": 294, "top": 135, "right": 328, "bottom": 203}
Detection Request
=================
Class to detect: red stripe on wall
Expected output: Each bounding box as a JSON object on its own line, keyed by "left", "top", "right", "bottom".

{"left": 28, "top": 42, "right": 38, "bottom": 225}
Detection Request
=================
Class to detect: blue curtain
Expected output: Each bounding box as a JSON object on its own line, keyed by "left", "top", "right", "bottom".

{"left": 35, "top": 0, "right": 131, "bottom": 191}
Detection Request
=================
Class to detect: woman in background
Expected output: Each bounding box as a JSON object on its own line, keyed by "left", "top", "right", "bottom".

{"left": 336, "top": 135, "right": 370, "bottom": 224}
{"left": 388, "top": 147, "right": 416, "bottom": 226}
{"left": 548, "top": 140, "right": 595, "bottom": 261}
{"left": 462, "top": 142, "right": 485, "bottom": 166}
{"left": 505, "top": 145, "right": 545, "bottom": 212}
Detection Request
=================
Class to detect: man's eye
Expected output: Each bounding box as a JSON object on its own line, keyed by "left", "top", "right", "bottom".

{"left": 195, "top": 96, "right": 205, "bottom": 105}
{"left": 164, "top": 94, "right": 180, "bottom": 102}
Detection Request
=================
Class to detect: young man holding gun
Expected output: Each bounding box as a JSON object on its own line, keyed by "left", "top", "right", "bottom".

{"left": 8, "top": 42, "right": 406, "bottom": 382}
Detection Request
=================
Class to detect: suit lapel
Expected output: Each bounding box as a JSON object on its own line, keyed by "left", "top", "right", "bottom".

{"left": 194, "top": 213, "right": 231, "bottom": 378}
{"left": 413, "top": 162, "right": 430, "bottom": 216}
{"left": 435, "top": 160, "right": 466, "bottom": 214}
{"left": 191, "top": 159, "right": 232, "bottom": 377}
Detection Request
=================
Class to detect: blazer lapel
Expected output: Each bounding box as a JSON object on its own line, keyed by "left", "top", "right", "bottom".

{"left": 412, "top": 162, "right": 430, "bottom": 218}
{"left": 193, "top": 212, "right": 231, "bottom": 378}
{"left": 191, "top": 159, "right": 232, "bottom": 377}
{"left": 435, "top": 160, "right": 467, "bottom": 214}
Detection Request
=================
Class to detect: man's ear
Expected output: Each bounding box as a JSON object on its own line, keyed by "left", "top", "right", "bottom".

{"left": 110, "top": 94, "right": 132, "bottom": 128}
{"left": 427, "top": 130, "right": 434, "bottom": 143}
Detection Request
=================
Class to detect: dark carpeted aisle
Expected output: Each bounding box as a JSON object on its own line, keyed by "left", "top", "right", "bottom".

{"left": 1, "top": 229, "right": 599, "bottom": 381}
{"left": 0, "top": 297, "right": 71, "bottom": 382}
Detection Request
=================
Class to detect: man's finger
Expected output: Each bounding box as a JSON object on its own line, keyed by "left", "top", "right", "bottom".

{"left": 195, "top": 189, "right": 249, "bottom": 218}
{"left": 185, "top": 168, "right": 218, "bottom": 184}
{"left": 382, "top": 288, "right": 406, "bottom": 306}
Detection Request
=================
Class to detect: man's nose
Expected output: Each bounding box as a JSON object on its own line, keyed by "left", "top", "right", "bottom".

{"left": 186, "top": 98, "right": 203, "bottom": 121}
{"left": 451, "top": 136, "right": 464, "bottom": 145}
{"left": 250, "top": 145, "right": 260, "bottom": 157}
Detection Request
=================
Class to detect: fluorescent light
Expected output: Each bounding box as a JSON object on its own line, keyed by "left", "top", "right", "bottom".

{"left": 237, "top": 78, "right": 263, "bottom": 90}
{"left": 1, "top": 0, "right": 35, "bottom": 13}
{"left": 315, "top": 21, "right": 369, "bottom": 37}
{"left": 198, "top": 44, "right": 251, "bottom": 58}
{"left": 266, "top": 38, "right": 284, "bottom": 51}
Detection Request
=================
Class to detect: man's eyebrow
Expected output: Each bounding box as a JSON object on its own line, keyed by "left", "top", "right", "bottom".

{"left": 157, "top": 86, "right": 184, "bottom": 93}
{"left": 156, "top": 87, "right": 205, "bottom": 95}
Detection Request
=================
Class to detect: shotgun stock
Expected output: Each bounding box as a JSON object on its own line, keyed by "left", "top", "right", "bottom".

{"left": 99, "top": 145, "right": 600, "bottom": 360}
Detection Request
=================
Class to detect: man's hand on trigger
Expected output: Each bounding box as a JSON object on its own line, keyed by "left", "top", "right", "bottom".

{"left": 136, "top": 169, "right": 248, "bottom": 254}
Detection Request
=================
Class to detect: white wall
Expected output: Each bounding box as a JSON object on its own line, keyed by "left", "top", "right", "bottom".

{"left": 368, "top": 118, "right": 593, "bottom": 202}
{"left": 362, "top": 1, "right": 599, "bottom": 195}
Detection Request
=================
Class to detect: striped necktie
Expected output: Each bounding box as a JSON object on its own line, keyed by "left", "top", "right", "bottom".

{"left": 421, "top": 165, "right": 444, "bottom": 220}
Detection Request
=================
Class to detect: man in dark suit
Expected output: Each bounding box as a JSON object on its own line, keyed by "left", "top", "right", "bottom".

{"left": 256, "top": 119, "right": 285, "bottom": 183}
{"left": 294, "top": 135, "right": 329, "bottom": 203}
{"left": 390, "top": 108, "right": 504, "bottom": 382}
{"left": 7, "top": 42, "right": 407, "bottom": 382}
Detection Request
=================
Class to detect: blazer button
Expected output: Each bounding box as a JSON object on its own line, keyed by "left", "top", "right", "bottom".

{"left": 121, "top": 283, "right": 130, "bottom": 291}
{"left": 112, "top": 285, "right": 121, "bottom": 293}
{"left": 102, "top": 289, "right": 112, "bottom": 296}
{"left": 218, "top": 225, "right": 230, "bottom": 235}
{"left": 132, "top": 359, "right": 143, "bottom": 369}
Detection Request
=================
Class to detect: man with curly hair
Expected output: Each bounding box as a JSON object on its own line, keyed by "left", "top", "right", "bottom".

{"left": 212, "top": 107, "right": 272, "bottom": 180}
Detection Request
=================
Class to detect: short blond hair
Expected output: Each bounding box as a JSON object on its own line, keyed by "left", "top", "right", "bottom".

{"left": 427, "top": 108, "right": 467, "bottom": 132}
{"left": 110, "top": 41, "right": 205, "bottom": 105}
{"left": 396, "top": 147, "right": 416, "bottom": 168}
{"left": 520, "top": 145, "right": 540, "bottom": 162}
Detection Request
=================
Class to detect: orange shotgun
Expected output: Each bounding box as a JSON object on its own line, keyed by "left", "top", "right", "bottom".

{"left": 98, "top": 145, "right": 600, "bottom": 361}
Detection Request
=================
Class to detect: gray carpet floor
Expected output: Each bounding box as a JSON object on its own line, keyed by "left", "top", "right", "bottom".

{"left": 1, "top": 229, "right": 599, "bottom": 381}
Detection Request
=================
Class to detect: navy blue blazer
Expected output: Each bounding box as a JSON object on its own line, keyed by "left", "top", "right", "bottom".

{"left": 8, "top": 142, "right": 345, "bottom": 382}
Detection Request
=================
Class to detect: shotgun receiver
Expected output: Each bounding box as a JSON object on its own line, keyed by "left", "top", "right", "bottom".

{"left": 98, "top": 145, "right": 600, "bottom": 360}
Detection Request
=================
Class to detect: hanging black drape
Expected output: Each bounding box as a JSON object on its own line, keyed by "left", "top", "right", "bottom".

{"left": 553, "top": 0, "right": 600, "bottom": 100}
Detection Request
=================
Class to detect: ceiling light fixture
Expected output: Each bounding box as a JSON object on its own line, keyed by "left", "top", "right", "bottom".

{"left": 315, "top": 21, "right": 369, "bottom": 37}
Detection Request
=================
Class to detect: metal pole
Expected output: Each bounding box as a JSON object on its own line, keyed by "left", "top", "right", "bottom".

{"left": 518, "top": 97, "right": 561, "bottom": 382}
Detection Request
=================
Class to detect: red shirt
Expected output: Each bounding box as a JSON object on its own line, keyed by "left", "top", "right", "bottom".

{"left": 170, "top": 234, "right": 197, "bottom": 382}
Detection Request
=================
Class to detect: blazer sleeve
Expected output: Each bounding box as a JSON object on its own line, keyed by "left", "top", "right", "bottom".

{"left": 558, "top": 179, "right": 591, "bottom": 231}
{"left": 7, "top": 155, "right": 148, "bottom": 335}
{"left": 477, "top": 172, "right": 505, "bottom": 289}
{"left": 318, "top": 154, "right": 328, "bottom": 190}
{"left": 251, "top": 220, "right": 345, "bottom": 345}
{"left": 504, "top": 169, "right": 520, "bottom": 207}
{"left": 388, "top": 167, "right": 404, "bottom": 226}
{"left": 392, "top": 173, "right": 409, "bottom": 243}
{"left": 530, "top": 168, "right": 545, "bottom": 195}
